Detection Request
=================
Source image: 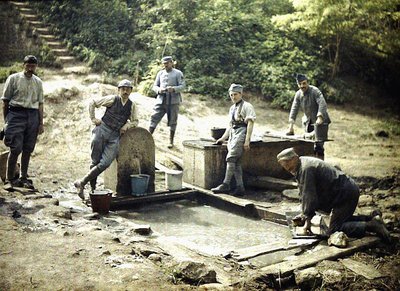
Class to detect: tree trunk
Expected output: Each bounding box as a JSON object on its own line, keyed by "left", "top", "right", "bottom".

{"left": 331, "top": 33, "right": 341, "bottom": 79}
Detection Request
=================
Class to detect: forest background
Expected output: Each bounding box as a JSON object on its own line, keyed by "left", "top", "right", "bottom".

{"left": 3, "top": 0, "right": 400, "bottom": 109}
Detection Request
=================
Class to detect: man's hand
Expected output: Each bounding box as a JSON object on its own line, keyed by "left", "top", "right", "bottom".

{"left": 166, "top": 86, "right": 175, "bottom": 93}
{"left": 214, "top": 138, "right": 224, "bottom": 145}
{"left": 92, "top": 118, "right": 102, "bottom": 126}
{"left": 286, "top": 123, "right": 294, "bottom": 135}
{"left": 38, "top": 124, "right": 44, "bottom": 135}
{"left": 316, "top": 116, "right": 324, "bottom": 125}
{"left": 159, "top": 88, "right": 166, "bottom": 94}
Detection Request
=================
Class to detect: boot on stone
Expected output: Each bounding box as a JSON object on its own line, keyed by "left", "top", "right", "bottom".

{"left": 211, "top": 183, "right": 230, "bottom": 194}
{"left": 232, "top": 185, "right": 245, "bottom": 197}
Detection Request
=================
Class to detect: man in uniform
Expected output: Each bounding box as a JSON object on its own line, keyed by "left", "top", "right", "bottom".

{"left": 149, "top": 56, "right": 185, "bottom": 148}
{"left": 2, "top": 55, "right": 44, "bottom": 189}
{"left": 74, "top": 79, "right": 138, "bottom": 200}
{"left": 277, "top": 147, "right": 391, "bottom": 242}
{"left": 286, "top": 74, "right": 330, "bottom": 160}
{"left": 211, "top": 84, "right": 256, "bottom": 196}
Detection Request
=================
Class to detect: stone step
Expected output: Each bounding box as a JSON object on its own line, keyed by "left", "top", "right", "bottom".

{"left": 27, "top": 20, "right": 45, "bottom": 28}
{"left": 35, "top": 27, "right": 51, "bottom": 34}
{"left": 18, "top": 7, "right": 34, "bottom": 13}
{"left": 38, "top": 34, "right": 57, "bottom": 41}
{"left": 20, "top": 13, "right": 39, "bottom": 21}
{"left": 46, "top": 41, "right": 65, "bottom": 49}
{"left": 57, "top": 56, "right": 76, "bottom": 64}
{"left": 51, "top": 48, "right": 70, "bottom": 57}
{"left": 9, "top": 1, "right": 30, "bottom": 8}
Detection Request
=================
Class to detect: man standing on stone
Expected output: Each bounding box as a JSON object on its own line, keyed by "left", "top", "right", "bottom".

{"left": 1, "top": 55, "right": 44, "bottom": 189}
{"left": 277, "top": 147, "right": 391, "bottom": 241}
{"left": 74, "top": 79, "right": 138, "bottom": 200}
{"left": 286, "top": 74, "right": 330, "bottom": 160}
{"left": 149, "top": 56, "right": 185, "bottom": 148}
{"left": 211, "top": 84, "right": 256, "bottom": 196}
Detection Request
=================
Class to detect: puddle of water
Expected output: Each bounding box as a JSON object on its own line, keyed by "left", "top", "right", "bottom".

{"left": 118, "top": 200, "right": 292, "bottom": 256}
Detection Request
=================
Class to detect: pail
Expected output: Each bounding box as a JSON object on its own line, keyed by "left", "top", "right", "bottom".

{"left": 89, "top": 190, "right": 112, "bottom": 214}
{"left": 165, "top": 170, "right": 183, "bottom": 191}
{"left": 131, "top": 174, "right": 150, "bottom": 196}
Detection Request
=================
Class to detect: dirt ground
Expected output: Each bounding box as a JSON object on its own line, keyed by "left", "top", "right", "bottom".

{"left": 0, "top": 66, "right": 399, "bottom": 290}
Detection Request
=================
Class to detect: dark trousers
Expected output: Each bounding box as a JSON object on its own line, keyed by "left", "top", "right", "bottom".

{"left": 329, "top": 177, "right": 367, "bottom": 237}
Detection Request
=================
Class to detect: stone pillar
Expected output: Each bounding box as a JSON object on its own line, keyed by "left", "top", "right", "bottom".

{"left": 104, "top": 127, "right": 155, "bottom": 195}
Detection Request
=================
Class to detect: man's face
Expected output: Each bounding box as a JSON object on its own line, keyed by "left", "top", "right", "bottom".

{"left": 278, "top": 158, "right": 298, "bottom": 175}
{"left": 23, "top": 63, "right": 37, "bottom": 76}
{"left": 297, "top": 80, "right": 309, "bottom": 93}
{"left": 229, "top": 91, "right": 242, "bottom": 104}
{"left": 118, "top": 86, "right": 132, "bottom": 99}
{"left": 163, "top": 61, "right": 173, "bottom": 72}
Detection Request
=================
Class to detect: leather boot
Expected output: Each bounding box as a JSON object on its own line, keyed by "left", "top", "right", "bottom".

{"left": 74, "top": 166, "right": 101, "bottom": 200}
{"left": 211, "top": 183, "right": 230, "bottom": 194}
{"left": 168, "top": 130, "right": 175, "bottom": 148}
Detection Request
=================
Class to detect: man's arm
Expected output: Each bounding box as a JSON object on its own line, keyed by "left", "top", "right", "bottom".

{"left": 89, "top": 95, "right": 115, "bottom": 125}
{"left": 314, "top": 88, "right": 328, "bottom": 125}
{"left": 3, "top": 100, "right": 9, "bottom": 121}
{"left": 172, "top": 71, "right": 185, "bottom": 93}
{"left": 152, "top": 71, "right": 164, "bottom": 94}
{"left": 38, "top": 103, "right": 44, "bottom": 134}
{"left": 287, "top": 93, "right": 301, "bottom": 135}
{"left": 244, "top": 120, "right": 254, "bottom": 151}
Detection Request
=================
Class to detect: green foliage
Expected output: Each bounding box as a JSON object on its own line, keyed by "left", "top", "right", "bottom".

{"left": 0, "top": 63, "right": 20, "bottom": 83}
{"left": 29, "top": 0, "right": 398, "bottom": 107}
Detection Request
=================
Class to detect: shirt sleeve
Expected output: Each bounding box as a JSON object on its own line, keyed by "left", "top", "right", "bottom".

{"left": 242, "top": 102, "right": 256, "bottom": 123}
{"left": 152, "top": 71, "right": 162, "bottom": 94}
{"left": 300, "top": 167, "right": 318, "bottom": 219}
{"left": 89, "top": 95, "right": 116, "bottom": 121}
{"left": 1, "top": 75, "right": 14, "bottom": 101}
{"left": 313, "top": 88, "right": 328, "bottom": 117}
{"left": 289, "top": 91, "right": 301, "bottom": 123}
{"left": 173, "top": 70, "right": 185, "bottom": 93}
{"left": 129, "top": 101, "right": 138, "bottom": 127}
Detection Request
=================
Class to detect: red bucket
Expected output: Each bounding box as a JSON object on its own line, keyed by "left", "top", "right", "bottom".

{"left": 89, "top": 190, "right": 112, "bottom": 214}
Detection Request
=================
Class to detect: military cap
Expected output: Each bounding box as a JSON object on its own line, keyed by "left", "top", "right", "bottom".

{"left": 162, "top": 56, "right": 173, "bottom": 63}
{"left": 228, "top": 83, "right": 243, "bottom": 93}
{"left": 117, "top": 79, "right": 133, "bottom": 88}
{"left": 277, "top": 147, "right": 298, "bottom": 161}
{"left": 295, "top": 73, "right": 307, "bottom": 82}
{"left": 23, "top": 55, "right": 38, "bottom": 64}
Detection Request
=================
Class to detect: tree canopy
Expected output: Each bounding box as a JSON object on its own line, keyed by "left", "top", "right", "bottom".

{"left": 31, "top": 0, "right": 399, "bottom": 107}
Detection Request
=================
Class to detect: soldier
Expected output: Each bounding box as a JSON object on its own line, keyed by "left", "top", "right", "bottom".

{"left": 211, "top": 84, "right": 256, "bottom": 196}
{"left": 286, "top": 74, "right": 330, "bottom": 160}
{"left": 277, "top": 147, "right": 391, "bottom": 242}
{"left": 149, "top": 56, "right": 185, "bottom": 148}
{"left": 74, "top": 79, "right": 138, "bottom": 200}
{"left": 1, "top": 55, "right": 44, "bottom": 189}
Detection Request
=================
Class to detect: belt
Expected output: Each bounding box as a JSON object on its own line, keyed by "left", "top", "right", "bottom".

{"left": 9, "top": 106, "right": 37, "bottom": 112}
{"left": 232, "top": 124, "right": 247, "bottom": 129}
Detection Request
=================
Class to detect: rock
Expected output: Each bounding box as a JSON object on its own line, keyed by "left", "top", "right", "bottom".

{"left": 294, "top": 267, "right": 322, "bottom": 290}
{"left": 328, "top": 231, "right": 348, "bottom": 248}
{"left": 282, "top": 189, "right": 300, "bottom": 200}
{"left": 174, "top": 261, "right": 217, "bottom": 285}
{"left": 41, "top": 205, "right": 72, "bottom": 220}
{"left": 83, "top": 213, "right": 101, "bottom": 220}
{"left": 148, "top": 253, "right": 162, "bottom": 262}
{"left": 375, "top": 130, "right": 389, "bottom": 138}
{"left": 381, "top": 198, "right": 400, "bottom": 211}
{"left": 131, "top": 225, "right": 152, "bottom": 236}
{"left": 382, "top": 212, "right": 397, "bottom": 227}
{"left": 358, "top": 195, "right": 374, "bottom": 206}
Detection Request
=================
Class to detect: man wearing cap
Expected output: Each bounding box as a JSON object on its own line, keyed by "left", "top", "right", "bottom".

{"left": 1, "top": 55, "right": 44, "bottom": 189}
{"left": 74, "top": 79, "right": 138, "bottom": 200}
{"left": 211, "top": 84, "right": 256, "bottom": 196}
{"left": 277, "top": 147, "right": 391, "bottom": 241}
{"left": 149, "top": 56, "right": 185, "bottom": 148}
{"left": 286, "top": 74, "right": 330, "bottom": 160}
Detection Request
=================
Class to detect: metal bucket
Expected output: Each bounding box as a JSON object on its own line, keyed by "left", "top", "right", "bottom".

{"left": 89, "top": 190, "right": 112, "bottom": 214}
{"left": 165, "top": 170, "right": 183, "bottom": 191}
{"left": 131, "top": 174, "right": 150, "bottom": 196}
